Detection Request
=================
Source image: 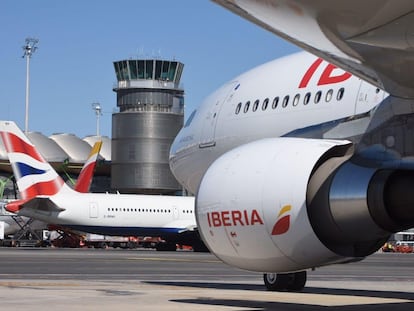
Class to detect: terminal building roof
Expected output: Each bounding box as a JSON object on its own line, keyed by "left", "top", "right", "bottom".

{"left": 0, "top": 132, "right": 111, "bottom": 175}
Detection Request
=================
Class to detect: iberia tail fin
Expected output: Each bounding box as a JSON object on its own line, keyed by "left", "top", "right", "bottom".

{"left": 74, "top": 141, "right": 102, "bottom": 192}
{"left": 0, "top": 121, "right": 72, "bottom": 199}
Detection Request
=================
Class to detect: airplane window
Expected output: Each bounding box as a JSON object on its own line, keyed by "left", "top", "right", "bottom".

{"left": 235, "top": 103, "right": 242, "bottom": 114}
{"left": 272, "top": 97, "right": 279, "bottom": 109}
{"left": 282, "top": 95, "right": 289, "bottom": 108}
{"left": 244, "top": 101, "right": 250, "bottom": 113}
{"left": 262, "top": 98, "right": 269, "bottom": 110}
{"left": 303, "top": 92, "right": 311, "bottom": 105}
{"left": 184, "top": 110, "right": 197, "bottom": 127}
{"left": 314, "top": 91, "right": 322, "bottom": 104}
{"left": 337, "top": 88, "right": 345, "bottom": 101}
{"left": 253, "top": 99, "right": 259, "bottom": 112}
{"left": 293, "top": 94, "right": 300, "bottom": 106}
{"left": 376, "top": 88, "right": 380, "bottom": 93}
{"left": 326, "top": 89, "right": 333, "bottom": 102}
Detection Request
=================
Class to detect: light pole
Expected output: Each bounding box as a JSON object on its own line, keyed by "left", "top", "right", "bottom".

{"left": 22, "top": 37, "right": 39, "bottom": 134}
{"left": 91, "top": 102, "right": 103, "bottom": 136}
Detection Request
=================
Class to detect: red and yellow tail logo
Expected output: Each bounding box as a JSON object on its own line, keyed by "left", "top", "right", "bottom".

{"left": 272, "top": 205, "right": 291, "bottom": 235}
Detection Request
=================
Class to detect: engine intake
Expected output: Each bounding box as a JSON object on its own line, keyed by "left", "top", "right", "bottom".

{"left": 308, "top": 161, "right": 414, "bottom": 258}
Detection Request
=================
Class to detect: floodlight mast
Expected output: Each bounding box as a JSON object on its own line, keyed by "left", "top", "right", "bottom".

{"left": 22, "top": 37, "right": 39, "bottom": 134}
{"left": 92, "top": 102, "right": 103, "bottom": 136}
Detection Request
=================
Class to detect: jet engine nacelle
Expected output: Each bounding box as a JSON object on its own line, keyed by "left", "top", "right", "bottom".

{"left": 196, "top": 137, "right": 414, "bottom": 272}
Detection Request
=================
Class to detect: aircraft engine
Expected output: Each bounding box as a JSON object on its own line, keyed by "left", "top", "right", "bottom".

{"left": 196, "top": 137, "right": 414, "bottom": 272}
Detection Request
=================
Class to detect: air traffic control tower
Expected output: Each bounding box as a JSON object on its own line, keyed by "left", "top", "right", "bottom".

{"left": 112, "top": 59, "right": 184, "bottom": 194}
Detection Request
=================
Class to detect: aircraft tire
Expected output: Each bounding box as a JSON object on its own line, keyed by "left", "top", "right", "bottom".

{"left": 263, "top": 271, "right": 306, "bottom": 292}
{"left": 287, "top": 271, "right": 307, "bottom": 291}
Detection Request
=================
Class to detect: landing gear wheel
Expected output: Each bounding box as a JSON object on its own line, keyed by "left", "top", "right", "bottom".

{"left": 263, "top": 271, "right": 307, "bottom": 292}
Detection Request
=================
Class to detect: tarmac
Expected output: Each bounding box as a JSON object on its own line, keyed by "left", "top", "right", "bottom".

{"left": 0, "top": 249, "right": 412, "bottom": 310}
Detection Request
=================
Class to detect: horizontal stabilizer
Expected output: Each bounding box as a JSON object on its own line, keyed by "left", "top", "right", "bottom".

{"left": 6, "top": 197, "right": 65, "bottom": 215}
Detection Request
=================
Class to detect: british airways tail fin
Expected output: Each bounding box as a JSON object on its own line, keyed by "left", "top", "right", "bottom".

{"left": 74, "top": 140, "right": 102, "bottom": 193}
{"left": 0, "top": 121, "right": 72, "bottom": 199}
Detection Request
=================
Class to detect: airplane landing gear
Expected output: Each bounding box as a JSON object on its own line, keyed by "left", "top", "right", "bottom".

{"left": 263, "top": 271, "right": 307, "bottom": 292}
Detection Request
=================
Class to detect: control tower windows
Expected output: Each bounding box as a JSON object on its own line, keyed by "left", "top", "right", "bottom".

{"left": 161, "top": 61, "right": 170, "bottom": 80}
{"left": 114, "top": 59, "right": 184, "bottom": 86}
{"left": 155, "top": 61, "right": 162, "bottom": 80}
{"left": 129, "top": 60, "right": 138, "bottom": 79}
{"left": 176, "top": 63, "right": 184, "bottom": 83}
{"left": 138, "top": 60, "right": 145, "bottom": 79}
{"left": 145, "top": 61, "right": 153, "bottom": 79}
{"left": 120, "top": 61, "right": 129, "bottom": 80}
{"left": 168, "top": 62, "right": 178, "bottom": 81}
{"left": 114, "top": 62, "right": 122, "bottom": 81}
{"left": 114, "top": 61, "right": 129, "bottom": 81}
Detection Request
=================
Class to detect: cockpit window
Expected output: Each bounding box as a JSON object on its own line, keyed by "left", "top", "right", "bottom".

{"left": 184, "top": 110, "right": 197, "bottom": 128}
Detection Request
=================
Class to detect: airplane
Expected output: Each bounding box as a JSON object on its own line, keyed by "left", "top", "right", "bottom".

{"left": 169, "top": 0, "right": 414, "bottom": 291}
{"left": 0, "top": 121, "right": 203, "bottom": 251}
{"left": 0, "top": 140, "right": 103, "bottom": 238}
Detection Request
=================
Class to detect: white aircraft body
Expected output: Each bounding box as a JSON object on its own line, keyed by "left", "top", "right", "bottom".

{"left": 169, "top": 0, "right": 414, "bottom": 290}
{"left": 0, "top": 122, "right": 201, "bottom": 251}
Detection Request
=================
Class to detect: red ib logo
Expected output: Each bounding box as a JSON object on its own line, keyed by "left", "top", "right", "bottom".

{"left": 299, "top": 58, "right": 352, "bottom": 89}
{"left": 272, "top": 205, "right": 291, "bottom": 235}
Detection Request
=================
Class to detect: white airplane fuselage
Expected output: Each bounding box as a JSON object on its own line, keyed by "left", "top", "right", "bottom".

{"left": 170, "top": 52, "right": 386, "bottom": 194}
{"left": 18, "top": 192, "right": 195, "bottom": 238}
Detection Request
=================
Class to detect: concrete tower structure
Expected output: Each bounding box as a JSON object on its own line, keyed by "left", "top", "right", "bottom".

{"left": 112, "top": 59, "right": 184, "bottom": 194}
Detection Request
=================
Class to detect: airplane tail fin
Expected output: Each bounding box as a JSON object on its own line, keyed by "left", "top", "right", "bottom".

{"left": 74, "top": 140, "right": 102, "bottom": 193}
{"left": 0, "top": 121, "right": 72, "bottom": 200}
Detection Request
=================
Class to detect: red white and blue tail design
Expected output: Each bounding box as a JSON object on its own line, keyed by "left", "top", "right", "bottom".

{"left": 0, "top": 121, "right": 71, "bottom": 199}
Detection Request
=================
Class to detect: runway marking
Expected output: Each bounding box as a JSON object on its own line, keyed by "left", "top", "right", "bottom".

{"left": 126, "top": 257, "right": 221, "bottom": 263}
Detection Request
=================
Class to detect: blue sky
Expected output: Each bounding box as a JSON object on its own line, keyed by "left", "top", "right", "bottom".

{"left": 1, "top": 1, "right": 298, "bottom": 138}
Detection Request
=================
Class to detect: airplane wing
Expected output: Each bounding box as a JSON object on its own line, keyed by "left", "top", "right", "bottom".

{"left": 213, "top": 0, "right": 414, "bottom": 97}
